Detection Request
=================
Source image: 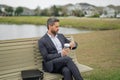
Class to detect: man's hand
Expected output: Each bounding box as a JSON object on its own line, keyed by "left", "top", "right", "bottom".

{"left": 61, "top": 48, "right": 70, "bottom": 56}
{"left": 69, "top": 41, "right": 75, "bottom": 49}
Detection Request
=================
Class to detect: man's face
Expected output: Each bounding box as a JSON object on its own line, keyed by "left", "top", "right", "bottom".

{"left": 50, "top": 22, "right": 59, "bottom": 35}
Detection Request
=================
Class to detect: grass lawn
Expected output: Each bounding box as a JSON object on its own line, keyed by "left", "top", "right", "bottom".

{"left": 70, "top": 30, "right": 120, "bottom": 80}
{"left": 0, "top": 16, "right": 120, "bottom": 30}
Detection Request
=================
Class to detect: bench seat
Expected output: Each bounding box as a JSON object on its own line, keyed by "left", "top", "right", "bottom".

{"left": 0, "top": 37, "right": 93, "bottom": 80}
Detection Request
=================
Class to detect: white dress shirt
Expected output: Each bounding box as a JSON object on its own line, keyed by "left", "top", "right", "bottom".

{"left": 47, "top": 33, "right": 62, "bottom": 54}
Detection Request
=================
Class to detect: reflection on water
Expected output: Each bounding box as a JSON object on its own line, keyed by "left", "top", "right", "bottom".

{"left": 0, "top": 24, "right": 91, "bottom": 40}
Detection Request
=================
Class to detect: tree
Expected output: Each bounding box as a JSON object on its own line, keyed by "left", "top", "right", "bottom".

{"left": 0, "top": 9, "right": 2, "bottom": 13}
{"left": 104, "top": 10, "right": 107, "bottom": 15}
{"left": 41, "top": 8, "right": 50, "bottom": 16}
{"left": 34, "top": 6, "right": 41, "bottom": 16}
{"left": 72, "top": 9, "right": 84, "bottom": 17}
{"left": 61, "top": 7, "right": 68, "bottom": 16}
{"left": 15, "top": 7, "right": 23, "bottom": 16}
{"left": 0, "top": 9, "right": 2, "bottom": 16}
{"left": 5, "top": 7, "right": 14, "bottom": 16}
{"left": 51, "top": 5, "right": 59, "bottom": 16}
{"left": 91, "top": 14, "right": 100, "bottom": 17}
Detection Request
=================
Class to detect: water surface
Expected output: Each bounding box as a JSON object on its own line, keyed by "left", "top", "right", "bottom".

{"left": 0, "top": 24, "right": 90, "bottom": 40}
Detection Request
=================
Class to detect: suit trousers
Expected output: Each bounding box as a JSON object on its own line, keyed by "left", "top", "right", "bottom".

{"left": 51, "top": 56, "right": 83, "bottom": 80}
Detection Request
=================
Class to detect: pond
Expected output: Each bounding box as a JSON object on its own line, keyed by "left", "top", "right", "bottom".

{"left": 0, "top": 24, "right": 91, "bottom": 40}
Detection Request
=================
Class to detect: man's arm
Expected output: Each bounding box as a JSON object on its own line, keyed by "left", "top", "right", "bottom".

{"left": 38, "top": 39, "right": 61, "bottom": 61}
{"left": 70, "top": 41, "right": 78, "bottom": 50}
{"left": 62, "top": 34, "right": 78, "bottom": 50}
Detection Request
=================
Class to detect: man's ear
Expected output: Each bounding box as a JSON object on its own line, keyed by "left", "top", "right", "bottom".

{"left": 48, "top": 25, "right": 51, "bottom": 30}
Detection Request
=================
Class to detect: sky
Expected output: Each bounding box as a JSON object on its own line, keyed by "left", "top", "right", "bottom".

{"left": 0, "top": 0, "right": 120, "bottom": 9}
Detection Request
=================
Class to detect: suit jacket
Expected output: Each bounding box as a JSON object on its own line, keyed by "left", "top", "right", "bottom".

{"left": 38, "top": 33, "right": 77, "bottom": 72}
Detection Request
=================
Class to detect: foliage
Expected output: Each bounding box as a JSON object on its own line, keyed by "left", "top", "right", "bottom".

{"left": 0, "top": 9, "right": 2, "bottom": 13}
{"left": 34, "top": 6, "right": 41, "bottom": 16}
{"left": 91, "top": 14, "right": 100, "bottom": 18}
{"left": 51, "top": 5, "right": 59, "bottom": 16}
{"left": 72, "top": 9, "right": 84, "bottom": 17}
{"left": 5, "top": 7, "right": 14, "bottom": 16}
{"left": 50, "top": 5, "right": 63, "bottom": 16}
{"left": 40, "top": 9, "right": 50, "bottom": 16}
{"left": 15, "top": 7, "right": 23, "bottom": 16}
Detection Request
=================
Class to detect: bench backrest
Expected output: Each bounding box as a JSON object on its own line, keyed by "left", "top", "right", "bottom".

{"left": 0, "top": 37, "right": 42, "bottom": 76}
{"left": 0, "top": 36, "right": 76, "bottom": 77}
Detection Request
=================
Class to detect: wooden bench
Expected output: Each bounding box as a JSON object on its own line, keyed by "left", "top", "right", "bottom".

{"left": 0, "top": 36, "right": 93, "bottom": 80}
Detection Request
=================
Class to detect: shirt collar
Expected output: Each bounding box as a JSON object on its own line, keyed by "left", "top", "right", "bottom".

{"left": 47, "top": 33, "right": 58, "bottom": 38}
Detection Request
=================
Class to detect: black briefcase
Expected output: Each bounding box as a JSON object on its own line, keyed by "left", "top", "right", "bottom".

{"left": 21, "top": 69, "right": 44, "bottom": 80}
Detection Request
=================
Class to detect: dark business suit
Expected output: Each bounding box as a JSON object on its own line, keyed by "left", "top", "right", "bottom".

{"left": 38, "top": 33, "right": 83, "bottom": 80}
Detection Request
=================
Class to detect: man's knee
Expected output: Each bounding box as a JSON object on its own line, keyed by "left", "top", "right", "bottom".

{"left": 63, "top": 56, "right": 72, "bottom": 62}
{"left": 62, "top": 67, "right": 73, "bottom": 80}
{"left": 62, "top": 67, "right": 70, "bottom": 74}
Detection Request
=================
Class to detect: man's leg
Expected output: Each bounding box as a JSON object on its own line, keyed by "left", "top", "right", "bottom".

{"left": 52, "top": 58, "right": 73, "bottom": 80}
{"left": 66, "top": 58, "right": 83, "bottom": 80}
{"left": 52, "top": 56, "right": 83, "bottom": 80}
{"left": 61, "top": 67, "right": 73, "bottom": 80}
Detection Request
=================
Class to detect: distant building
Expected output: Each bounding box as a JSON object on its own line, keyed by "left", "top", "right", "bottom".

{"left": 66, "top": 4, "right": 75, "bottom": 16}
{"left": 116, "top": 13, "right": 120, "bottom": 18}
{"left": 21, "top": 7, "right": 35, "bottom": 16}
{"left": 100, "top": 7, "right": 115, "bottom": 18}
{"left": 83, "top": 6, "right": 98, "bottom": 17}
{"left": 100, "top": 14, "right": 107, "bottom": 18}
{"left": 0, "top": 6, "right": 6, "bottom": 16}
{"left": 66, "top": 3, "right": 98, "bottom": 17}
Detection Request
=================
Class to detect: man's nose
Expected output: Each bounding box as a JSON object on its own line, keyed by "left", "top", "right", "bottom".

{"left": 57, "top": 28, "right": 59, "bottom": 31}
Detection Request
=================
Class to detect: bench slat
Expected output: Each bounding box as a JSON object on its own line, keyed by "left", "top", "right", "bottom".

{"left": 0, "top": 41, "right": 36, "bottom": 47}
{"left": 0, "top": 57, "right": 35, "bottom": 67}
{"left": 0, "top": 66, "right": 37, "bottom": 76}
{"left": 0, "top": 51, "right": 34, "bottom": 59}
{"left": 0, "top": 48, "right": 34, "bottom": 55}
{"left": 0, "top": 45, "right": 34, "bottom": 51}
{"left": 0, "top": 37, "right": 38, "bottom": 44}
{"left": 0, "top": 62, "right": 36, "bottom": 72}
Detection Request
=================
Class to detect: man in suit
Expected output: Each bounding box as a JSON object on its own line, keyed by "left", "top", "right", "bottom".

{"left": 38, "top": 17, "right": 83, "bottom": 80}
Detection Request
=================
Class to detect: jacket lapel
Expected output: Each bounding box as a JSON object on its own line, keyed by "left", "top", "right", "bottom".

{"left": 45, "top": 34, "right": 57, "bottom": 49}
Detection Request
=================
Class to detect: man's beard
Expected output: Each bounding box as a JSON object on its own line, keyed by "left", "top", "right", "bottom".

{"left": 51, "top": 30, "right": 58, "bottom": 36}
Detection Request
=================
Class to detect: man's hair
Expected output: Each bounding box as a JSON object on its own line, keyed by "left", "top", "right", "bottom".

{"left": 47, "top": 17, "right": 59, "bottom": 29}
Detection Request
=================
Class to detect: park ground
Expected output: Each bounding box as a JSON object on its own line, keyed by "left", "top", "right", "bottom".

{"left": 71, "top": 30, "right": 120, "bottom": 80}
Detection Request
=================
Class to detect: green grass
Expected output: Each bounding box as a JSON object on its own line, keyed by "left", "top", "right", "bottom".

{"left": 60, "top": 17, "right": 120, "bottom": 30}
{"left": 0, "top": 16, "right": 48, "bottom": 25}
{"left": 0, "top": 16, "right": 120, "bottom": 30}
{"left": 70, "top": 30, "right": 120, "bottom": 80}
